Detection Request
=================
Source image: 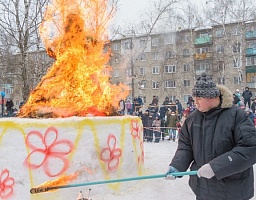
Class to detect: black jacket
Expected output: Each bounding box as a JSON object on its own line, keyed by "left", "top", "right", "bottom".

{"left": 251, "top": 101, "right": 256, "bottom": 114}
{"left": 242, "top": 90, "right": 252, "bottom": 100}
{"left": 170, "top": 85, "right": 256, "bottom": 200}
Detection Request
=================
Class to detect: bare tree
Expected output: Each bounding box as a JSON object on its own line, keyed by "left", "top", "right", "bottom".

{"left": 0, "top": 0, "right": 51, "bottom": 101}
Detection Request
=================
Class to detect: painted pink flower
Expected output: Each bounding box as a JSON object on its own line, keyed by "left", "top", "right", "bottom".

{"left": 0, "top": 169, "right": 14, "bottom": 198}
{"left": 25, "top": 127, "right": 74, "bottom": 177}
{"left": 130, "top": 119, "right": 140, "bottom": 139}
{"left": 100, "top": 134, "right": 122, "bottom": 171}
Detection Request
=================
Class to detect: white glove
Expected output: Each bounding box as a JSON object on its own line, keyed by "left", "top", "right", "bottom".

{"left": 165, "top": 166, "right": 179, "bottom": 180}
{"left": 197, "top": 163, "right": 215, "bottom": 179}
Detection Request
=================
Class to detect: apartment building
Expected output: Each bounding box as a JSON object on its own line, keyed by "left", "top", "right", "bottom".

{"left": 109, "top": 21, "right": 256, "bottom": 107}
{"left": 1, "top": 21, "right": 255, "bottom": 111}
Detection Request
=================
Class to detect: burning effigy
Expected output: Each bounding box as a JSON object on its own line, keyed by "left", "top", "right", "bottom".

{"left": 0, "top": 0, "right": 144, "bottom": 199}
{"left": 18, "top": 0, "right": 129, "bottom": 118}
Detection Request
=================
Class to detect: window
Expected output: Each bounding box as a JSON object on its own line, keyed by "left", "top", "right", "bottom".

{"left": 184, "top": 63, "right": 190, "bottom": 72}
{"left": 217, "top": 77, "right": 225, "bottom": 85}
{"left": 183, "top": 49, "right": 190, "bottom": 56}
{"left": 251, "top": 76, "right": 256, "bottom": 82}
{"left": 197, "top": 47, "right": 209, "bottom": 54}
{"left": 246, "top": 56, "right": 256, "bottom": 66}
{"left": 139, "top": 53, "right": 146, "bottom": 61}
{"left": 183, "top": 34, "right": 190, "bottom": 42}
{"left": 152, "top": 81, "right": 159, "bottom": 89}
{"left": 113, "top": 43, "right": 119, "bottom": 51}
{"left": 165, "top": 80, "right": 176, "bottom": 88}
{"left": 152, "top": 66, "right": 159, "bottom": 74}
{"left": 152, "top": 37, "right": 159, "bottom": 46}
{"left": 232, "top": 28, "right": 240, "bottom": 36}
{"left": 233, "top": 58, "right": 241, "bottom": 68}
{"left": 140, "top": 80, "right": 147, "bottom": 89}
{"left": 249, "top": 42, "right": 256, "bottom": 48}
{"left": 184, "top": 80, "right": 190, "bottom": 87}
{"left": 165, "top": 34, "right": 175, "bottom": 44}
{"left": 140, "top": 67, "right": 146, "bottom": 75}
{"left": 140, "top": 39, "right": 147, "bottom": 48}
{"left": 4, "top": 88, "right": 13, "bottom": 95}
{"left": 216, "top": 45, "right": 224, "bottom": 53}
{"left": 216, "top": 29, "right": 224, "bottom": 37}
{"left": 125, "top": 68, "right": 132, "bottom": 76}
{"left": 233, "top": 42, "right": 241, "bottom": 52}
{"left": 164, "top": 65, "right": 176, "bottom": 73}
{"left": 114, "top": 70, "right": 119, "bottom": 77}
{"left": 183, "top": 95, "right": 190, "bottom": 104}
{"left": 169, "top": 96, "right": 176, "bottom": 102}
{"left": 200, "top": 32, "right": 209, "bottom": 38}
{"left": 152, "top": 52, "right": 159, "bottom": 60}
{"left": 124, "top": 41, "right": 132, "bottom": 50}
{"left": 218, "top": 61, "right": 225, "bottom": 71}
{"left": 233, "top": 77, "right": 240, "bottom": 84}
{"left": 195, "top": 63, "right": 210, "bottom": 75}
{"left": 165, "top": 51, "right": 175, "bottom": 58}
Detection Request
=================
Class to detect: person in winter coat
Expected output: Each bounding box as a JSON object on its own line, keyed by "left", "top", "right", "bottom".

{"left": 118, "top": 99, "right": 125, "bottom": 115}
{"left": 242, "top": 87, "right": 253, "bottom": 108}
{"left": 141, "top": 110, "right": 149, "bottom": 141}
{"left": 175, "top": 99, "right": 183, "bottom": 120}
{"left": 166, "top": 110, "right": 179, "bottom": 142}
{"left": 244, "top": 108, "right": 255, "bottom": 124}
{"left": 125, "top": 99, "right": 132, "bottom": 115}
{"left": 152, "top": 115, "right": 161, "bottom": 143}
{"left": 251, "top": 98, "right": 256, "bottom": 114}
{"left": 147, "top": 113, "right": 154, "bottom": 142}
{"left": 165, "top": 73, "right": 256, "bottom": 200}
{"left": 5, "top": 99, "right": 14, "bottom": 117}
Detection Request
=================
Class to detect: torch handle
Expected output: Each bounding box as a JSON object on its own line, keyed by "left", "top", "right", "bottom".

{"left": 30, "top": 171, "right": 197, "bottom": 194}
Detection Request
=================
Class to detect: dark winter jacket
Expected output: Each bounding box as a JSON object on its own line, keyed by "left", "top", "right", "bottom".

{"left": 251, "top": 101, "right": 256, "bottom": 114}
{"left": 242, "top": 89, "right": 252, "bottom": 100}
{"left": 170, "top": 85, "right": 256, "bottom": 200}
{"left": 6, "top": 99, "right": 14, "bottom": 111}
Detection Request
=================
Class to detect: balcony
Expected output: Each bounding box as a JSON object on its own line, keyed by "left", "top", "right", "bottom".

{"left": 247, "top": 82, "right": 256, "bottom": 89}
{"left": 194, "top": 36, "right": 212, "bottom": 46}
{"left": 245, "top": 31, "right": 256, "bottom": 40}
{"left": 245, "top": 48, "right": 256, "bottom": 56}
{"left": 193, "top": 52, "right": 213, "bottom": 60}
{"left": 246, "top": 66, "right": 256, "bottom": 73}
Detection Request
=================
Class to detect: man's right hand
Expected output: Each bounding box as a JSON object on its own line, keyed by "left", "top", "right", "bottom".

{"left": 165, "top": 166, "right": 179, "bottom": 180}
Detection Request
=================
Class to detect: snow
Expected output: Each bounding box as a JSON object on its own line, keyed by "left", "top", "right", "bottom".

{"left": 86, "top": 139, "right": 256, "bottom": 200}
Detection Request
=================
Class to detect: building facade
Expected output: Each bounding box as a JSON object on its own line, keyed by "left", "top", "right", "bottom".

{"left": 1, "top": 21, "right": 255, "bottom": 112}
{"left": 109, "top": 21, "right": 256, "bottom": 107}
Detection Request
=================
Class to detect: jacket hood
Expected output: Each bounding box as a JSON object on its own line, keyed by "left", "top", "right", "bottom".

{"left": 217, "top": 85, "right": 233, "bottom": 109}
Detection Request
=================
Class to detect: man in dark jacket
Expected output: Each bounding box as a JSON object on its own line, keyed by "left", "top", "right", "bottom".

{"left": 165, "top": 73, "right": 256, "bottom": 200}
{"left": 242, "top": 87, "right": 253, "bottom": 108}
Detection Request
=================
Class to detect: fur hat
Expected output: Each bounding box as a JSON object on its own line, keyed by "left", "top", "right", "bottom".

{"left": 192, "top": 73, "right": 220, "bottom": 98}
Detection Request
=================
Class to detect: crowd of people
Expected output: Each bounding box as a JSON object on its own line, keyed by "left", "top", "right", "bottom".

{"left": 233, "top": 87, "right": 256, "bottom": 126}
{"left": 140, "top": 96, "right": 196, "bottom": 143}
{"left": 117, "top": 85, "right": 256, "bottom": 142}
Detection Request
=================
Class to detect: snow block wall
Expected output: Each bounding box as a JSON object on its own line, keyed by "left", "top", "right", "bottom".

{"left": 0, "top": 116, "right": 144, "bottom": 200}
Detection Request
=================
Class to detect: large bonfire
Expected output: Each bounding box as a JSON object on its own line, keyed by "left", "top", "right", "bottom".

{"left": 18, "top": 0, "right": 129, "bottom": 118}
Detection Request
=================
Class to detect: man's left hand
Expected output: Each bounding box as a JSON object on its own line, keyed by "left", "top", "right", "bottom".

{"left": 197, "top": 163, "right": 215, "bottom": 179}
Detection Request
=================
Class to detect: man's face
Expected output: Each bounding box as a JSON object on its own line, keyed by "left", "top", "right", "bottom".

{"left": 194, "top": 97, "right": 218, "bottom": 112}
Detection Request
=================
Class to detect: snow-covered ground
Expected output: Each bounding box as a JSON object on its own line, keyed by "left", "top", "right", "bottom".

{"left": 79, "top": 140, "right": 256, "bottom": 200}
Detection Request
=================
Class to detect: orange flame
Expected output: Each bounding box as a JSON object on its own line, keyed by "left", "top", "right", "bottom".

{"left": 18, "top": 0, "right": 129, "bottom": 118}
{"left": 37, "top": 172, "right": 79, "bottom": 190}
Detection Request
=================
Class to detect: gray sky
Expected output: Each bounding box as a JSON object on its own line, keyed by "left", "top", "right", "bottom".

{"left": 112, "top": 0, "right": 206, "bottom": 29}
